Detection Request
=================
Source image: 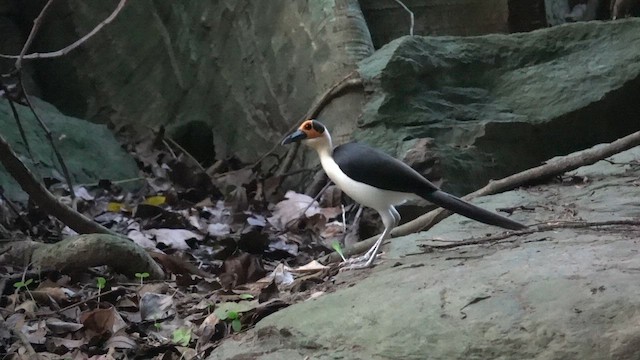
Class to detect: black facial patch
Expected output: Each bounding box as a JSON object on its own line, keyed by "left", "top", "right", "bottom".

{"left": 311, "top": 120, "right": 325, "bottom": 133}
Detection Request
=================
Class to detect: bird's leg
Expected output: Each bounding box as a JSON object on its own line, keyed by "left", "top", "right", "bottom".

{"left": 341, "top": 207, "right": 398, "bottom": 270}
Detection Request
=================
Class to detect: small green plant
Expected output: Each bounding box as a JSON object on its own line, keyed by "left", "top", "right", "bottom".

{"left": 239, "top": 294, "right": 254, "bottom": 300}
{"left": 219, "top": 310, "right": 241, "bottom": 332}
{"left": 227, "top": 311, "right": 242, "bottom": 332}
{"left": 215, "top": 302, "right": 251, "bottom": 333}
{"left": 13, "top": 278, "right": 35, "bottom": 303}
{"left": 13, "top": 278, "right": 33, "bottom": 291}
{"left": 153, "top": 320, "right": 162, "bottom": 330}
{"left": 96, "top": 277, "right": 106, "bottom": 303}
{"left": 331, "top": 240, "right": 347, "bottom": 262}
{"left": 172, "top": 327, "right": 191, "bottom": 346}
{"left": 134, "top": 272, "right": 150, "bottom": 285}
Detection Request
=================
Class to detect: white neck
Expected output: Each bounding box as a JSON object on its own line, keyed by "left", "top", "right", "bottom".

{"left": 305, "top": 131, "right": 334, "bottom": 161}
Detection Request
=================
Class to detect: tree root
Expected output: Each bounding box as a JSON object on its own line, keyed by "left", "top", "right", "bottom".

{"left": 1, "top": 234, "right": 164, "bottom": 279}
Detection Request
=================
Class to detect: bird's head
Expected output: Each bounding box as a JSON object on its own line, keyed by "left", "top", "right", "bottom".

{"left": 281, "top": 119, "right": 329, "bottom": 150}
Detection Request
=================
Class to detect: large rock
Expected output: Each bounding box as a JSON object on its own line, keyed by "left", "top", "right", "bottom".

{"left": 356, "top": 19, "right": 640, "bottom": 193}
{"left": 208, "top": 147, "right": 640, "bottom": 360}
{"left": 18, "top": 0, "right": 372, "bottom": 163}
{"left": 0, "top": 98, "right": 139, "bottom": 201}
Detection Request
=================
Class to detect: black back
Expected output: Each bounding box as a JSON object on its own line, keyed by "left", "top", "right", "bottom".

{"left": 332, "top": 142, "right": 438, "bottom": 195}
{"left": 332, "top": 142, "right": 526, "bottom": 230}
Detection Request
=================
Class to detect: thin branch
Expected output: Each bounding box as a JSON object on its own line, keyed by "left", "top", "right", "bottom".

{"left": 255, "top": 71, "right": 363, "bottom": 169}
{"left": 19, "top": 76, "right": 77, "bottom": 202}
{"left": 393, "top": 0, "right": 415, "bottom": 36}
{"left": 1, "top": 88, "right": 36, "bottom": 166}
{"left": 320, "top": 129, "right": 640, "bottom": 263}
{"left": 0, "top": 0, "right": 128, "bottom": 61}
{"left": 0, "top": 132, "right": 116, "bottom": 235}
{"left": 15, "top": 0, "right": 56, "bottom": 70}
{"left": 165, "top": 137, "right": 207, "bottom": 172}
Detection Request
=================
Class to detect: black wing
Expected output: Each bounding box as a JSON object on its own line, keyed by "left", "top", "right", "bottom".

{"left": 332, "top": 143, "right": 526, "bottom": 230}
{"left": 332, "top": 142, "right": 438, "bottom": 195}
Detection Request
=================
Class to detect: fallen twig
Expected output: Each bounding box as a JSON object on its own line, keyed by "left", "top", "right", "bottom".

{"left": 0, "top": 132, "right": 115, "bottom": 235}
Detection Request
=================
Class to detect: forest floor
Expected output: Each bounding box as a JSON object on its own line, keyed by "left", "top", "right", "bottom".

{"left": 1, "top": 130, "right": 639, "bottom": 359}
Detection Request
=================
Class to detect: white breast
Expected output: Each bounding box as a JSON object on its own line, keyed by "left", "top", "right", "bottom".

{"left": 320, "top": 155, "right": 418, "bottom": 213}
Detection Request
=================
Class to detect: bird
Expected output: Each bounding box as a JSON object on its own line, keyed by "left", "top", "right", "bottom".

{"left": 282, "top": 119, "right": 526, "bottom": 268}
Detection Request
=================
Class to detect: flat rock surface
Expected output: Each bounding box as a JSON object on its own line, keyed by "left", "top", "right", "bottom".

{"left": 209, "top": 147, "right": 640, "bottom": 360}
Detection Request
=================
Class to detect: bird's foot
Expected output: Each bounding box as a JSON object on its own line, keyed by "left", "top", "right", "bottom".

{"left": 339, "top": 252, "right": 382, "bottom": 271}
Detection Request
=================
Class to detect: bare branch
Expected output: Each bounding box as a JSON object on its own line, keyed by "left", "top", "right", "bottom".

{"left": 271, "top": 73, "right": 364, "bottom": 174}
{"left": 0, "top": 130, "right": 116, "bottom": 235}
{"left": 394, "top": 0, "right": 415, "bottom": 36}
{"left": 19, "top": 81, "right": 77, "bottom": 202}
{"left": 0, "top": 0, "right": 128, "bottom": 61}
{"left": 15, "top": 0, "right": 56, "bottom": 69}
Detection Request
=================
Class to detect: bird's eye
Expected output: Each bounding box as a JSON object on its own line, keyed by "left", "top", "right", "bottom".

{"left": 304, "top": 123, "right": 312, "bottom": 130}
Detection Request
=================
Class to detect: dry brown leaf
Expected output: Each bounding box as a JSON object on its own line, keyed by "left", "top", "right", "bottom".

{"left": 138, "top": 283, "right": 170, "bottom": 297}
{"left": 201, "top": 312, "right": 220, "bottom": 329}
{"left": 47, "top": 336, "right": 85, "bottom": 350}
{"left": 105, "top": 330, "right": 137, "bottom": 350}
{"left": 267, "top": 191, "right": 321, "bottom": 230}
{"left": 46, "top": 319, "right": 84, "bottom": 334}
{"left": 23, "top": 319, "right": 48, "bottom": 344}
{"left": 32, "top": 287, "right": 73, "bottom": 305}
{"left": 80, "top": 306, "right": 127, "bottom": 335}
{"left": 290, "top": 260, "right": 329, "bottom": 273}
{"left": 127, "top": 230, "right": 156, "bottom": 249}
{"left": 222, "top": 253, "right": 266, "bottom": 286}
{"left": 140, "top": 292, "right": 175, "bottom": 321}
{"left": 256, "top": 263, "right": 294, "bottom": 286}
{"left": 15, "top": 300, "right": 37, "bottom": 318}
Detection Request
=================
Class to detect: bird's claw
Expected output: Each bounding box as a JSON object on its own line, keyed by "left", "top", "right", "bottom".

{"left": 338, "top": 252, "right": 382, "bottom": 271}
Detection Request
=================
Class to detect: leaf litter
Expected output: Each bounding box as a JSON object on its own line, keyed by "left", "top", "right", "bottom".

{"left": 0, "top": 128, "right": 366, "bottom": 359}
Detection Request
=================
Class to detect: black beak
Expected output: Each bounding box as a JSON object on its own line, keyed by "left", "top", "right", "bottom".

{"left": 282, "top": 129, "right": 307, "bottom": 145}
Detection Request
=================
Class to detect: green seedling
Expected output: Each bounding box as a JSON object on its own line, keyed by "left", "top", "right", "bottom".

{"left": 134, "top": 272, "right": 150, "bottom": 285}
{"left": 215, "top": 303, "right": 249, "bottom": 333}
{"left": 13, "top": 278, "right": 33, "bottom": 291}
{"left": 13, "top": 278, "right": 35, "bottom": 303}
{"left": 239, "top": 294, "right": 254, "bottom": 300}
{"left": 96, "top": 277, "right": 106, "bottom": 303}
{"left": 331, "top": 240, "right": 347, "bottom": 262}
{"left": 172, "top": 327, "right": 191, "bottom": 346}
{"left": 228, "top": 311, "right": 242, "bottom": 332}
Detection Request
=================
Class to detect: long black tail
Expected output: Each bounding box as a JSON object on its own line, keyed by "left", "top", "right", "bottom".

{"left": 422, "top": 190, "right": 526, "bottom": 230}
